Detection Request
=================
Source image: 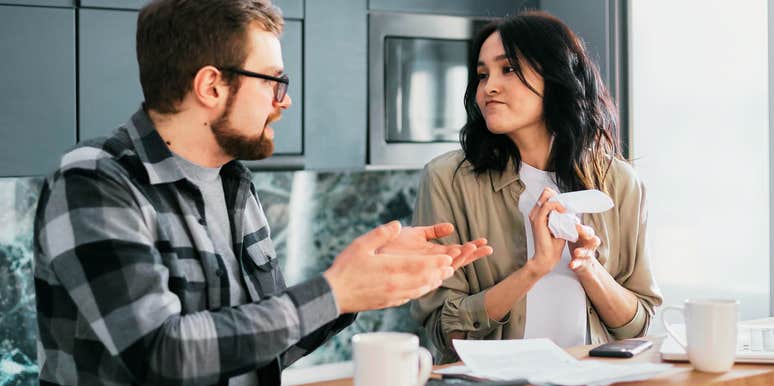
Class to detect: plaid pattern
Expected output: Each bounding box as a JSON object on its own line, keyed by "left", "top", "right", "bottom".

{"left": 34, "top": 108, "right": 354, "bottom": 386}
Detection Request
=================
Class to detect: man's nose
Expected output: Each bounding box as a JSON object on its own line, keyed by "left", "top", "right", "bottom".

{"left": 275, "top": 93, "right": 292, "bottom": 109}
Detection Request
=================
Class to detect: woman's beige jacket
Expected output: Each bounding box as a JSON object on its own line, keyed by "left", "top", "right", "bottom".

{"left": 410, "top": 150, "right": 663, "bottom": 363}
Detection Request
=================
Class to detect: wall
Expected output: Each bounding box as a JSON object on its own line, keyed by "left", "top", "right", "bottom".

{"left": 0, "top": 169, "right": 423, "bottom": 384}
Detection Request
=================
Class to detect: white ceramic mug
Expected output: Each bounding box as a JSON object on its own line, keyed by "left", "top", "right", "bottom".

{"left": 352, "top": 332, "right": 432, "bottom": 386}
{"left": 661, "top": 298, "right": 739, "bottom": 372}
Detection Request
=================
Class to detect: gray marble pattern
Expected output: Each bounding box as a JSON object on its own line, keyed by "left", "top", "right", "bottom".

{"left": 0, "top": 169, "right": 425, "bottom": 384}
{"left": 0, "top": 178, "right": 43, "bottom": 386}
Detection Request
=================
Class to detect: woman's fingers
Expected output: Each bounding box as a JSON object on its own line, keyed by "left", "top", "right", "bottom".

{"left": 575, "top": 224, "right": 601, "bottom": 249}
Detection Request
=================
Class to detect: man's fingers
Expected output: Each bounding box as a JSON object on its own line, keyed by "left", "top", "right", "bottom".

{"left": 381, "top": 261, "right": 451, "bottom": 296}
{"left": 450, "top": 244, "right": 476, "bottom": 269}
{"left": 418, "top": 223, "right": 455, "bottom": 240}
{"left": 389, "top": 274, "right": 447, "bottom": 301}
{"left": 451, "top": 244, "right": 493, "bottom": 269}
{"left": 382, "top": 252, "right": 453, "bottom": 270}
{"left": 460, "top": 238, "right": 488, "bottom": 248}
{"left": 353, "top": 221, "right": 401, "bottom": 251}
{"left": 476, "top": 245, "right": 494, "bottom": 258}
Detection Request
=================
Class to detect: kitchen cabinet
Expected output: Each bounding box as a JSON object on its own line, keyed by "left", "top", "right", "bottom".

{"left": 541, "top": 0, "right": 627, "bottom": 152}
{"left": 0, "top": 0, "right": 73, "bottom": 6}
{"left": 79, "top": 0, "right": 147, "bottom": 10}
{"left": 541, "top": 0, "right": 622, "bottom": 100}
{"left": 77, "top": 6, "right": 302, "bottom": 153}
{"left": 272, "top": 20, "right": 303, "bottom": 154}
{"left": 0, "top": 0, "right": 626, "bottom": 175}
{"left": 78, "top": 8, "right": 143, "bottom": 141}
{"left": 303, "top": 0, "right": 368, "bottom": 170}
{"left": 0, "top": 5, "right": 75, "bottom": 176}
{"left": 275, "top": 0, "right": 303, "bottom": 19}
{"left": 368, "top": 0, "right": 539, "bottom": 17}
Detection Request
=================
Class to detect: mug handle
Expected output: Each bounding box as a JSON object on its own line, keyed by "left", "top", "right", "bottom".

{"left": 661, "top": 305, "right": 688, "bottom": 350}
{"left": 415, "top": 347, "right": 432, "bottom": 386}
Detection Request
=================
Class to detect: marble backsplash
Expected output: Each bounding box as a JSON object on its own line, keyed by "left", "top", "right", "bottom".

{"left": 0, "top": 168, "right": 425, "bottom": 385}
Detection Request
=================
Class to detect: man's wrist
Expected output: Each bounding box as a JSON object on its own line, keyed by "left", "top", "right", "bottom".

{"left": 321, "top": 270, "right": 343, "bottom": 315}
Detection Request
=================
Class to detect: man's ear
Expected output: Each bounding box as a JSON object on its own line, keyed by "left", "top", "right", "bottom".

{"left": 192, "top": 65, "right": 229, "bottom": 109}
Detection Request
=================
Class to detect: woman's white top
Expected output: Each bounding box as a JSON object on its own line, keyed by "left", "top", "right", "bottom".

{"left": 517, "top": 162, "right": 588, "bottom": 348}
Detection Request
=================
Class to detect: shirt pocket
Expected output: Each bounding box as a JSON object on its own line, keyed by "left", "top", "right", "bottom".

{"left": 245, "top": 237, "right": 281, "bottom": 297}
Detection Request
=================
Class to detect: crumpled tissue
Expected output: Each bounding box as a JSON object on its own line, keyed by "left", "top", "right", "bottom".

{"left": 547, "top": 190, "right": 614, "bottom": 242}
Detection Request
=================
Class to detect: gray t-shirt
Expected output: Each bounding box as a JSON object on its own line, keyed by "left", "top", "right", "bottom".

{"left": 173, "top": 153, "right": 256, "bottom": 386}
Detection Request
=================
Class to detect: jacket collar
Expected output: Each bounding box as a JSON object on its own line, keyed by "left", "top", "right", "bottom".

{"left": 489, "top": 157, "right": 521, "bottom": 192}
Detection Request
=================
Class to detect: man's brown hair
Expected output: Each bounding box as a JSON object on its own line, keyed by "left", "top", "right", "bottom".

{"left": 137, "top": 0, "right": 284, "bottom": 113}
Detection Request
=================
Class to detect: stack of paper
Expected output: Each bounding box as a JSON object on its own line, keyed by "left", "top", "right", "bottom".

{"left": 447, "top": 339, "right": 671, "bottom": 386}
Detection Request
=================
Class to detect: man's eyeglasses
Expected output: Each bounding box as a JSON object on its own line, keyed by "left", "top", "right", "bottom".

{"left": 222, "top": 67, "right": 289, "bottom": 102}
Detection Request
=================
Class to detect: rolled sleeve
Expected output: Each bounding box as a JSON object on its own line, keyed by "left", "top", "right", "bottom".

{"left": 607, "top": 300, "right": 648, "bottom": 339}
{"left": 441, "top": 291, "right": 510, "bottom": 338}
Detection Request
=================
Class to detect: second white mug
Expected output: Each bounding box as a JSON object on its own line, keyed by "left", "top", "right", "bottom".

{"left": 352, "top": 332, "right": 432, "bottom": 386}
{"left": 661, "top": 298, "right": 739, "bottom": 373}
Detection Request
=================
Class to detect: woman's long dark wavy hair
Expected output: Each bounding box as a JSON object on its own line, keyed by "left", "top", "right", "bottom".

{"left": 460, "top": 11, "right": 621, "bottom": 192}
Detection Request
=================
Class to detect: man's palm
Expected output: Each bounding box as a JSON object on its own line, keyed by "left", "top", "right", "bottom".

{"left": 377, "top": 223, "right": 492, "bottom": 269}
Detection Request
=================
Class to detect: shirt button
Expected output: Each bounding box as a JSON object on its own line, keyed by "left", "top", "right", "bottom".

{"left": 215, "top": 269, "right": 224, "bottom": 277}
{"left": 198, "top": 218, "right": 206, "bottom": 225}
{"left": 473, "top": 321, "right": 481, "bottom": 328}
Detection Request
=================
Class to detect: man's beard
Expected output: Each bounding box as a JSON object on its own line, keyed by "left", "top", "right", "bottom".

{"left": 211, "top": 95, "right": 276, "bottom": 161}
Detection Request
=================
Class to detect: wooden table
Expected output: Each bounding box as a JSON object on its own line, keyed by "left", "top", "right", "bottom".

{"left": 299, "top": 336, "right": 774, "bottom": 385}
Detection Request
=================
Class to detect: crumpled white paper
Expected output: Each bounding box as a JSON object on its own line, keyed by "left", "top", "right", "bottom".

{"left": 547, "top": 190, "right": 614, "bottom": 242}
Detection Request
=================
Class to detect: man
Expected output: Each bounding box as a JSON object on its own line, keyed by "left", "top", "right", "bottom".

{"left": 33, "top": 0, "right": 492, "bottom": 385}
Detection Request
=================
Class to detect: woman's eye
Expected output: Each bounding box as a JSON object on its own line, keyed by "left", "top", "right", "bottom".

{"left": 503, "top": 66, "right": 516, "bottom": 74}
{"left": 477, "top": 73, "right": 488, "bottom": 80}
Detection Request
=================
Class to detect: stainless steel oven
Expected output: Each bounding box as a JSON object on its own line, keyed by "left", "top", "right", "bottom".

{"left": 368, "top": 12, "right": 491, "bottom": 168}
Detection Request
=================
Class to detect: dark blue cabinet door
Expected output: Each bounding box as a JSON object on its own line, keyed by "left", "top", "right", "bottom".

{"left": 368, "top": 0, "right": 537, "bottom": 17}
{"left": 78, "top": 8, "right": 143, "bottom": 141}
{"left": 274, "top": 19, "right": 303, "bottom": 154}
{"left": 541, "top": 0, "right": 616, "bottom": 92}
{"left": 274, "top": 0, "right": 303, "bottom": 19}
{"left": 0, "top": 5, "right": 76, "bottom": 177}
{"left": 305, "top": 0, "right": 368, "bottom": 169}
{"left": 79, "top": 0, "right": 148, "bottom": 9}
{"left": 0, "top": 0, "right": 73, "bottom": 6}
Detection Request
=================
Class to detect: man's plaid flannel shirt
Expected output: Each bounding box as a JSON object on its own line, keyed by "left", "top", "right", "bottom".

{"left": 34, "top": 108, "right": 355, "bottom": 385}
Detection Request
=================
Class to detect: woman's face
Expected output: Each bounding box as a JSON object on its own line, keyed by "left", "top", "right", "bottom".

{"left": 475, "top": 32, "right": 545, "bottom": 137}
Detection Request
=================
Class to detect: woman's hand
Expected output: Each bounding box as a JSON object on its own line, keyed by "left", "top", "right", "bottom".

{"left": 528, "top": 188, "right": 567, "bottom": 276}
{"left": 569, "top": 223, "right": 602, "bottom": 279}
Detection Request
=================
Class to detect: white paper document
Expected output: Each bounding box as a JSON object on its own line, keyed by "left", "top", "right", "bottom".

{"left": 452, "top": 339, "right": 671, "bottom": 386}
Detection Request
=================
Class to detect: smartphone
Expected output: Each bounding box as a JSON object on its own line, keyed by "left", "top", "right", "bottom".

{"left": 588, "top": 339, "right": 653, "bottom": 358}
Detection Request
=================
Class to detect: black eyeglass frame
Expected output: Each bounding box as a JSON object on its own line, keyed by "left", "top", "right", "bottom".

{"left": 221, "top": 67, "right": 289, "bottom": 102}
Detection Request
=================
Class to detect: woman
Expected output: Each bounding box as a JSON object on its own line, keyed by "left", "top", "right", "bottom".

{"left": 410, "top": 11, "right": 662, "bottom": 363}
